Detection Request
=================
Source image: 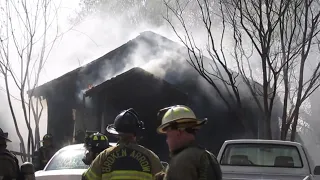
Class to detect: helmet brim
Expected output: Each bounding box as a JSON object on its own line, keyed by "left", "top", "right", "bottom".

{"left": 106, "top": 124, "right": 120, "bottom": 135}
{"left": 157, "top": 118, "right": 207, "bottom": 134}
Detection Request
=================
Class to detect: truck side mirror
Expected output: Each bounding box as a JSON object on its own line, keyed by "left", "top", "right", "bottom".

{"left": 21, "top": 162, "right": 35, "bottom": 180}
{"left": 314, "top": 166, "right": 320, "bottom": 175}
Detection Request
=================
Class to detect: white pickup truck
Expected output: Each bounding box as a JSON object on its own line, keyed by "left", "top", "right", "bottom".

{"left": 217, "top": 139, "right": 320, "bottom": 180}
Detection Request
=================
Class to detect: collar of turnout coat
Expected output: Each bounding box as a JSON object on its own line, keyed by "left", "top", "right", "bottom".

{"left": 169, "top": 140, "right": 198, "bottom": 157}
{"left": 117, "top": 139, "right": 138, "bottom": 145}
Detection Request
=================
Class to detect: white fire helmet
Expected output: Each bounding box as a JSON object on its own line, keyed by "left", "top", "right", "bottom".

{"left": 156, "top": 105, "right": 207, "bottom": 134}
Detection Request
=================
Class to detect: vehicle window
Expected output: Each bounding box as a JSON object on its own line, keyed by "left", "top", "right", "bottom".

{"left": 45, "top": 149, "right": 89, "bottom": 170}
{"left": 220, "top": 143, "right": 303, "bottom": 168}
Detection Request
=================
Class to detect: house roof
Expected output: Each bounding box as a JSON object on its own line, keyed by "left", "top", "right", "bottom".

{"left": 84, "top": 67, "right": 186, "bottom": 98}
{"left": 27, "top": 31, "right": 182, "bottom": 98}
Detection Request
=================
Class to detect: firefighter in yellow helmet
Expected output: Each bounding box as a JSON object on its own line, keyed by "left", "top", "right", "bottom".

{"left": 155, "top": 105, "right": 222, "bottom": 180}
{"left": 82, "top": 108, "right": 163, "bottom": 180}
{"left": 82, "top": 132, "right": 110, "bottom": 165}
{"left": 0, "top": 128, "right": 20, "bottom": 180}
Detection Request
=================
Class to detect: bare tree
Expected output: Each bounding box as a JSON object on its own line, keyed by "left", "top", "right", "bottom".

{"left": 0, "top": 0, "right": 59, "bottom": 161}
{"left": 164, "top": 0, "right": 320, "bottom": 140}
{"left": 278, "top": 0, "right": 320, "bottom": 141}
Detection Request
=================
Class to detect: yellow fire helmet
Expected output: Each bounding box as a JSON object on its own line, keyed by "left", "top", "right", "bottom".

{"left": 156, "top": 105, "right": 207, "bottom": 134}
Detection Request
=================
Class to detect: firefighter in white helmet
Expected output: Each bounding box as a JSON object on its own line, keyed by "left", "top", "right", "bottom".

{"left": 155, "top": 105, "right": 222, "bottom": 180}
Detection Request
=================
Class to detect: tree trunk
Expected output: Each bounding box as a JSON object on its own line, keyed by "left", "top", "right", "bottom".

{"left": 265, "top": 117, "right": 272, "bottom": 140}
{"left": 20, "top": 86, "right": 35, "bottom": 156}
{"left": 4, "top": 74, "right": 27, "bottom": 161}
{"left": 290, "top": 114, "right": 299, "bottom": 141}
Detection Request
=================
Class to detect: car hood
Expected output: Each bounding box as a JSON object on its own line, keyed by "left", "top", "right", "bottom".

{"left": 35, "top": 169, "right": 86, "bottom": 180}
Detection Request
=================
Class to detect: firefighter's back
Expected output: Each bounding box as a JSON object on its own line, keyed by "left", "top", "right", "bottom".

{"left": 95, "top": 142, "right": 162, "bottom": 179}
{"left": 83, "top": 108, "right": 164, "bottom": 180}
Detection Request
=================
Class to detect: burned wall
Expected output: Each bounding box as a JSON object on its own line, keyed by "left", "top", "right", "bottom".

{"left": 43, "top": 72, "right": 80, "bottom": 148}
{"left": 46, "top": 94, "right": 75, "bottom": 147}
{"left": 87, "top": 69, "right": 188, "bottom": 161}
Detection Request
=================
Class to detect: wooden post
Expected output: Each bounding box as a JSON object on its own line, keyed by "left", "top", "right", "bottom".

{"left": 72, "top": 109, "right": 76, "bottom": 143}
{"left": 101, "top": 110, "right": 105, "bottom": 134}
{"left": 82, "top": 93, "right": 86, "bottom": 130}
{"left": 99, "top": 96, "right": 106, "bottom": 133}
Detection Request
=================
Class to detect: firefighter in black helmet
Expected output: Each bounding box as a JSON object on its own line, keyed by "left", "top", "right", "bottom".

{"left": 82, "top": 108, "right": 163, "bottom": 180}
{"left": 0, "top": 128, "right": 20, "bottom": 180}
{"left": 82, "top": 132, "right": 109, "bottom": 165}
{"left": 35, "top": 134, "right": 57, "bottom": 170}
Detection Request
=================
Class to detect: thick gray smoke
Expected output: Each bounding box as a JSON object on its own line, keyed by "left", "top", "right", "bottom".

{"left": 66, "top": 0, "right": 320, "bottom": 164}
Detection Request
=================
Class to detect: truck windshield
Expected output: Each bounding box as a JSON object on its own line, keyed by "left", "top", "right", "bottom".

{"left": 220, "top": 143, "right": 303, "bottom": 168}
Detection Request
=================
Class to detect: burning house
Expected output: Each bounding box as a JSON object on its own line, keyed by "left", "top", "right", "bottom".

{"left": 83, "top": 67, "right": 188, "bottom": 159}
{"left": 28, "top": 31, "right": 281, "bottom": 161}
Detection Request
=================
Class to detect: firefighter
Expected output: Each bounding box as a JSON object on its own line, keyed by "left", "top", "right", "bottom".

{"left": 155, "top": 105, "right": 222, "bottom": 180}
{"left": 36, "top": 134, "right": 56, "bottom": 170}
{"left": 0, "top": 128, "right": 20, "bottom": 180}
{"left": 82, "top": 132, "right": 110, "bottom": 165}
{"left": 82, "top": 108, "right": 163, "bottom": 180}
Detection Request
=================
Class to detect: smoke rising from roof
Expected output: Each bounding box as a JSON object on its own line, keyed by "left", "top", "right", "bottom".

{"left": 66, "top": 0, "right": 320, "bottom": 163}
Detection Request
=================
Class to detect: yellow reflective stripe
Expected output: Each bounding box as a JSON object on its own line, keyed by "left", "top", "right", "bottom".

{"left": 101, "top": 136, "right": 106, "bottom": 140}
{"left": 84, "top": 169, "right": 101, "bottom": 180}
{"left": 102, "top": 170, "right": 152, "bottom": 180}
{"left": 93, "top": 136, "right": 98, "bottom": 140}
